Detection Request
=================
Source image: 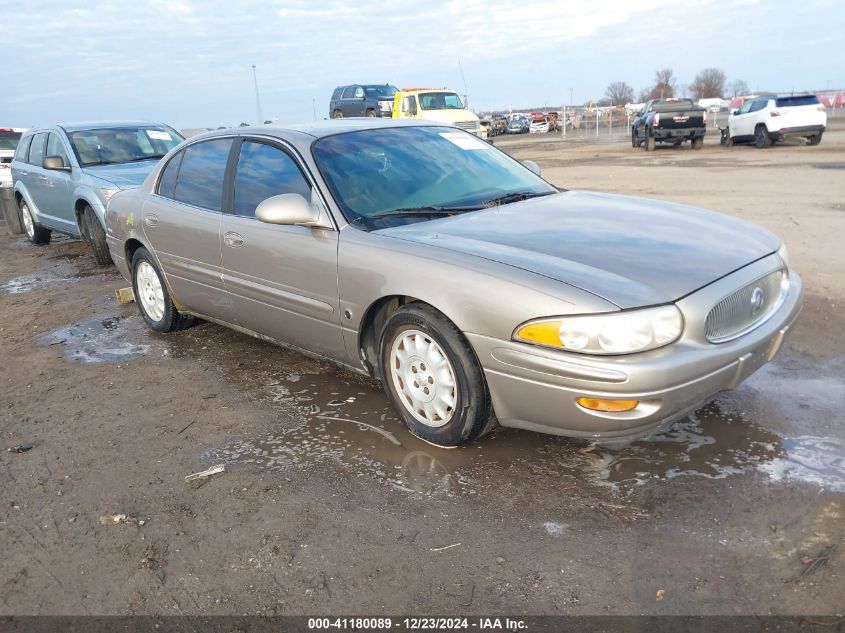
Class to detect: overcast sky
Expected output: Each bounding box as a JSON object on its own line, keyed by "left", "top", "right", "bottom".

{"left": 2, "top": 0, "right": 841, "bottom": 129}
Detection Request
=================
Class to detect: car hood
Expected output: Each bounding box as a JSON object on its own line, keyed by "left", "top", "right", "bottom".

{"left": 83, "top": 161, "right": 161, "bottom": 188}
{"left": 377, "top": 190, "right": 781, "bottom": 308}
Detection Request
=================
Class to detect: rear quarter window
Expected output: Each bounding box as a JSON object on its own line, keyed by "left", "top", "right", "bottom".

{"left": 776, "top": 95, "right": 821, "bottom": 108}
{"left": 331, "top": 87, "right": 343, "bottom": 100}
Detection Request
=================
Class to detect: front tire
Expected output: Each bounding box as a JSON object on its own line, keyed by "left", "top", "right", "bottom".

{"left": 755, "top": 124, "right": 771, "bottom": 148}
{"left": 366, "top": 109, "right": 376, "bottom": 117}
{"left": 131, "top": 247, "right": 194, "bottom": 333}
{"left": 84, "top": 205, "right": 112, "bottom": 266}
{"left": 379, "top": 303, "right": 494, "bottom": 446}
{"left": 19, "top": 200, "right": 51, "bottom": 245}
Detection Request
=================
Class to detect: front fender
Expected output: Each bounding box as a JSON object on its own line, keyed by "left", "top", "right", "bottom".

{"left": 72, "top": 185, "right": 107, "bottom": 223}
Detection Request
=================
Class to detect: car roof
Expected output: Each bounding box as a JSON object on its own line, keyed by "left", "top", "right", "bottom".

{"left": 57, "top": 121, "right": 172, "bottom": 132}
{"left": 191, "top": 118, "right": 442, "bottom": 142}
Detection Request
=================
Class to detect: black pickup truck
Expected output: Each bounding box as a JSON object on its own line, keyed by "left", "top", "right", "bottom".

{"left": 632, "top": 98, "right": 707, "bottom": 151}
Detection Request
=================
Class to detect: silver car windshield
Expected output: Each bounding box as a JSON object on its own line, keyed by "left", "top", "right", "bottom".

{"left": 312, "top": 126, "right": 558, "bottom": 229}
{"left": 67, "top": 126, "right": 183, "bottom": 167}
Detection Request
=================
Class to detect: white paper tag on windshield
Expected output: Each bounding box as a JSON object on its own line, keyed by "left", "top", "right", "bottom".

{"left": 146, "top": 130, "right": 172, "bottom": 141}
{"left": 439, "top": 131, "right": 491, "bottom": 150}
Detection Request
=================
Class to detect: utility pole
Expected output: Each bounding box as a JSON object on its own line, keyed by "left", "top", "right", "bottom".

{"left": 251, "top": 64, "right": 263, "bottom": 125}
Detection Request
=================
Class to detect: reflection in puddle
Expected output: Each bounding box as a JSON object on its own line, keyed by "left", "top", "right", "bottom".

{"left": 172, "top": 324, "right": 845, "bottom": 495}
{"left": 1, "top": 251, "right": 104, "bottom": 294}
{"left": 38, "top": 313, "right": 151, "bottom": 364}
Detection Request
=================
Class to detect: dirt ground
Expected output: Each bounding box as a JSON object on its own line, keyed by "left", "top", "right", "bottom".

{"left": 1, "top": 119, "right": 844, "bottom": 617}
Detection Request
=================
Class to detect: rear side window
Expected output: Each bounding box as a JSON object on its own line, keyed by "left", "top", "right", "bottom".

{"left": 28, "top": 133, "right": 47, "bottom": 166}
{"left": 233, "top": 141, "right": 311, "bottom": 217}
{"left": 157, "top": 151, "right": 183, "bottom": 199}
{"left": 776, "top": 95, "right": 820, "bottom": 108}
{"left": 14, "top": 135, "right": 32, "bottom": 162}
{"left": 341, "top": 86, "right": 356, "bottom": 99}
{"left": 173, "top": 139, "right": 232, "bottom": 211}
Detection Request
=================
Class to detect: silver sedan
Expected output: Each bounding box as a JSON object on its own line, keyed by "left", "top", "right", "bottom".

{"left": 105, "top": 120, "right": 802, "bottom": 446}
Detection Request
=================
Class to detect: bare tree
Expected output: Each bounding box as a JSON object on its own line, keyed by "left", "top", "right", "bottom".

{"left": 728, "top": 79, "right": 750, "bottom": 97}
{"left": 690, "top": 68, "right": 727, "bottom": 99}
{"left": 649, "top": 68, "right": 676, "bottom": 99}
{"left": 605, "top": 81, "right": 635, "bottom": 105}
{"left": 637, "top": 88, "right": 652, "bottom": 103}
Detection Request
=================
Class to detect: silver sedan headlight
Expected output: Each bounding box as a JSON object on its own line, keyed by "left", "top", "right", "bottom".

{"left": 777, "top": 243, "right": 789, "bottom": 269}
{"left": 514, "top": 305, "right": 684, "bottom": 355}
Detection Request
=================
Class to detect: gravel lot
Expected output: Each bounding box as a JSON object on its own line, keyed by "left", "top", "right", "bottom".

{"left": 1, "top": 119, "right": 843, "bottom": 616}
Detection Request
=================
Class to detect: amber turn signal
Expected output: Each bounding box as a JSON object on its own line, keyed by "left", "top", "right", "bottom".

{"left": 576, "top": 397, "right": 639, "bottom": 412}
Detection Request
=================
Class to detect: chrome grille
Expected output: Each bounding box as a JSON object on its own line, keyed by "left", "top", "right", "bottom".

{"left": 454, "top": 121, "right": 478, "bottom": 130}
{"left": 705, "top": 269, "right": 787, "bottom": 343}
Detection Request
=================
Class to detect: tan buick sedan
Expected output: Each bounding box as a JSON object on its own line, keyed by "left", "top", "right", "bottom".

{"left": 105, "top": 120, "right": 802, "bottom": 446}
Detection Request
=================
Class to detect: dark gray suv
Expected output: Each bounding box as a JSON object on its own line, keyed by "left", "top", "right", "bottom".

{"left": 329, "top": 84, "right": 398, "bottom": 119}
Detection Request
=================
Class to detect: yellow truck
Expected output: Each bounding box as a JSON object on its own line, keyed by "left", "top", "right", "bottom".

{"left": 392, "top": 88, "right": 486, "bottom": 138}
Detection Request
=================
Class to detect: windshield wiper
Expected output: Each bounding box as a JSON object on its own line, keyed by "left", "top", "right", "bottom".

{"left": 479, "top": 191, "right": 557, "bottom": 207}
{"left": 366, "top": 206, "right": 474, "bottom": 220}
{"left": 128, "top": 154, "right": 166, "bottom": 162}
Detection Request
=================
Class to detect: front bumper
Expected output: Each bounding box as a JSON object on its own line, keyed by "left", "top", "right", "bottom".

{"left": 468, "top": 257, "right": 803, "bottom": 440}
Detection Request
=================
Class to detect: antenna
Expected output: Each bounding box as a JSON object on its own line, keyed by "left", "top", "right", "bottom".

{"left": 251, "top": 65, "right": 263, "bottom": 124}
{"left": 458, "top": 59, "right": 469, "bottom": 108}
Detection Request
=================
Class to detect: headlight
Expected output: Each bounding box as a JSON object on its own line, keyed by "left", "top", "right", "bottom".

{"left": 101, "top": 187, "right": 120, "bottom": 201}
{"left": 514, "top": 305, "right": 684, "bottom": 355}
{"left": 777, "top": 243, "right": 789, "bottom": 269}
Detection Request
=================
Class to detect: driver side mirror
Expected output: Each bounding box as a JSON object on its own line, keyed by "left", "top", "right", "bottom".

{"left": 523, "top": 160, "right": 541, "bottom": 176}
{"left": 43, "top": 156, "right": 71, "bottom": 172}
{"left": 256, "top": 194, "right": 320, "bottom": 226}
{"left": 730, "top": 108, "right": 739, "bottom": 115}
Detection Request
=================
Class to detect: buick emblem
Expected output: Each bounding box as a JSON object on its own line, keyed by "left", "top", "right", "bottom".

{"left": 750, "top": 287, "right": 765, "bottom": 315}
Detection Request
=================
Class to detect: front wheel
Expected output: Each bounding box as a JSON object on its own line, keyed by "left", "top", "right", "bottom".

{"left": 755, "top": 125, "right": 771, "bottom": 148}
{"left": 84, "top": 205, "right": 112, "bottom": 266}
{"left": 379, "top": 303, "right": 495, "bottom": 446}
{"left": 131, "top": 247, "right": 194, "bottom": 333}
{"left": 19, "top": 200, "right": 51, "bottom": 245}
{"left": 808, "top": 132, "right": 823, "bottom": 146}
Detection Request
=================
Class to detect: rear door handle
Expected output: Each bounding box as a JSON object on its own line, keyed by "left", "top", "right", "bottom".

{"left": 144, "top": 214, "right": 159, "bottom": 227}
{"left": 224, "top": 232, "right": 244, "bottom": 248}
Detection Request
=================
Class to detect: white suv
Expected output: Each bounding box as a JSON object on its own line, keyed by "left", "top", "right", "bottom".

{"left": 723, "top": 94, "right": 826, "bottom": 148}
{"left": 0, "top": 128, "right": 27, "bottom": 188}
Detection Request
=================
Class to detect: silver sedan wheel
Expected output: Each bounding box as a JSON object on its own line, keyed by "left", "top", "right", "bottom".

{"left": 21, "top": 202, "right": 34, "bottom": 239}
{"left": 135, "top": 261, "right": 165, "bottom": 322}
{"left": 389, "top": 329, "right": 457, "bottom": 428}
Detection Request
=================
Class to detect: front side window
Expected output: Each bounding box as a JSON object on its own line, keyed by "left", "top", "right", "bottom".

{"left": 28, "top": 132, "right": 47, "bottom": 166}
{"left": 750, "top": 99, "right": 768, "bottom": 113}
{"left": 173, "top": 139, "right": 232, "bottom": 211}
{"left": 418, "top": 92, "right": 464, "bottom": 110}
{"left": 67, "top": 126, "right": 183, "bottom": 167}
{"left": 341, "top": 86, "right": 357, "bottom": 99}
{"left": 363, "top": 85, "right": 398, "bottom": 99}
{"left": 233, "top": 141, "right": 311, "bottom": 218}
{"left": 738, "top": 101, "right": 753, "bottom": 115}
{"left": 312, "top": 126, "right": 557, "bottom": 230}
{"left": 46, "top": 133, "right": 70, "bottom": 165}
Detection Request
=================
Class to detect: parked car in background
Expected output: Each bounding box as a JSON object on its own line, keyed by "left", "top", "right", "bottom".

{"left": 492, "top": 115, "right": 508, "bottom": 136}
{"left": 529, "top": 120, "right": 550, "bottom": 134}
{"left": 392, "top": 88, "right": 485, "bottom": 138}
{"left": 507, "top": 117, "right": 530, "bottom": 134}
{"left": 722, "top": 94, "right": 826, "bottom": 148}
{"left": 330, "top": 84, "right": 398, "bottom": 119}
{"left": 632, "top": 98, "right": 707, "bottom": 151}
{"left": 1, "top": 128, "right": 27, "bottom": 188}
{"left": 12, "top": 121, "right": 183, "bottom": 264}
{"left": 106, "top": 119, "right": 800, "bottom": 447}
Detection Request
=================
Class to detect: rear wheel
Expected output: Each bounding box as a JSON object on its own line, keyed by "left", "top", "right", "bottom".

{"left": 808, "top": 132, "right": 823, "bottom": 146}
{"left": 332, "top": 110, "right": 343, "bottom": 119}
{"left": 754, "top": 124, "right": 771, "bottom": 148}
{"left": 644, "top": 132, "right": 655, "bottom": 152}
{"left": 131, "top": 247, "right": 194, "bottom": 333}
{"left": 691, "top": 136, "right": 703, "bottom": 150}
{"left": 631, "top": 128, "right": 639, "bottom": 148}
{"left": 83, "top": 205, "right": 112, "bottom": 266}
{"left": 19, "top": 200, "right": 51, "bottom": 245}
{"left": 379, "top": 303, "right": 495, "bottom": 446}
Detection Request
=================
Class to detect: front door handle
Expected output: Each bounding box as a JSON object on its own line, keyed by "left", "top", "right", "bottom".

{"left": 224, "top": 232, "right": 244, "bottom": 248}
{"left": 144, "top": 214, "right": 159, "bottom": 227}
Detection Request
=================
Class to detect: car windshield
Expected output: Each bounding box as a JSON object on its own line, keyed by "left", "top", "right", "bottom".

{"left": 0, "top": 131, "right": 22, "bottom": 151}
{"left": 312, "top": 126, "right": 558, "bottom": 229}
{"left": 418, "top": 92, "right": 464, "bottom": 110}
{"left": 364, "top": 85, "right": 398, "bottom": 98}
{"left": 67, "top": 126, "right": 184, "bottom": 167}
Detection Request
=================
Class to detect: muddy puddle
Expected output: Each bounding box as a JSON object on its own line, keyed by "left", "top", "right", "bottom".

{"left": 180, "top": 325, "right": 845, "bottom": 496}
{"left": 37, "top": 310, "right": 154, "bottom": 364}
{"left": 1, "top": 245, "right": 107, "bottom": 294}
